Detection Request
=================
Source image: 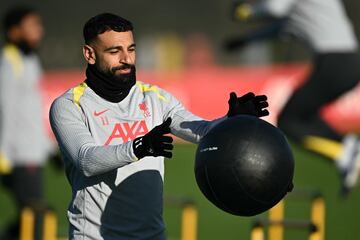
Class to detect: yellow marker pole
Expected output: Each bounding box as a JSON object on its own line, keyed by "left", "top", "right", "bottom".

{"left": 0, "top": 152, "right": 12, "bottom": 174}
{"left": 269, "top": 200, "right": 285, "bottom": 240}
{"left": 309, "top": 197, "right": 325, "bottom": 240}
{"left": 20, "top": 207, "right": 35, "bottom": 240}
{"left": 181, "top": 204, "right": 198, "bottom": 240}
{"left": 303, "top": 136, "right": 342, "bottom": 160}
{"left": 251, "top": 225, "right": 265, "bottom": 240}
{"left": 43, "top": 210, "right": 58, "bottom": 240}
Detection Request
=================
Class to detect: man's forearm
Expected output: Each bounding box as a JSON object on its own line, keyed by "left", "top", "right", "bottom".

{"left": 170, "top": 109, "right": 226, "bottom": 144}
{"left": 50, "top": 97, "right": 138, "bottom": 177}
{"left": 76, "top": 141, "right": 137, "bottom": 177}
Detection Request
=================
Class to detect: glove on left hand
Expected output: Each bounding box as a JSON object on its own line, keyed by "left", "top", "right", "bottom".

{"left": 133, "top": 118, "right": 174, "bottom": 159}
{"left": 227, "top": 92, "right": 269, "bottom": 117}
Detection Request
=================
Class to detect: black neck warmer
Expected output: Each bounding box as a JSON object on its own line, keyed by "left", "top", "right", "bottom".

{"left": 10, "top": 40, "right": 35, "bottom": 55}
{"left": 85, "top": 64, "right": 136, "bottom": 103}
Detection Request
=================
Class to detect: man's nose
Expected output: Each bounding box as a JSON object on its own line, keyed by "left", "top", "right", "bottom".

{"left": 120, "top": 51, "right": 133, "bottom": 64}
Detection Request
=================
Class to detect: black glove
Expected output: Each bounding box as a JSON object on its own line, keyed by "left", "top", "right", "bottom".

{"left": 227, "top": 92, "right": 269, "bottom": 117}
{"left": 133, "top": 118, "right": 174, "bottom": 159}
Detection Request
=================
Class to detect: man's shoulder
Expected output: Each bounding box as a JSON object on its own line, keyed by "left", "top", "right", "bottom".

{"left": 134, "top": 81, "right": 170, "bottom": 102}
{"left": 63, "top": 81, "right": 91, "bottom": 99}
{"left": 50, "top": 90, "right": 76, "bottom": 112}
{"left": 0, "top": 45, "right": 20, "bottom": 69}
{"left": 51, "top": 82, "right": 88, "bottom": 108}
{"left": 135, "top": 80, "right": 154, "bottom": 90}
{"left": 0, "top": 44, "right": 22, "bottom": 62}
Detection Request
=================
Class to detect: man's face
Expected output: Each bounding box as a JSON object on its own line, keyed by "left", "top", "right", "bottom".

{"left": 90, "top": 30, "right": 136, "bottom": 81}
{"left": 18, "top": 13, "right": 44, "bottom": 48}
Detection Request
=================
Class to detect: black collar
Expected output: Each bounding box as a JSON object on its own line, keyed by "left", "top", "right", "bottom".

{"left": 85, "top": 64, "right": 136, "bottom": 103}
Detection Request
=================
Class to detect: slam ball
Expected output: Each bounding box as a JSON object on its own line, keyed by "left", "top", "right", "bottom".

{"left": 195, "top": 115, "right": 294, "bottom": 216}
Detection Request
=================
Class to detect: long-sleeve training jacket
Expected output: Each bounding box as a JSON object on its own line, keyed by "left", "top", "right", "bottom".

{"left": 50, "top": 80, "right": 223, "bottom": 240}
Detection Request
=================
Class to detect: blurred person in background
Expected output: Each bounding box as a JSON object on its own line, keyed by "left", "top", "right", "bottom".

{"left": 0, "top": 6, "right": 53, "bottom": 239}
{"left": 226, "top": 0, "right": 360, "bottom": 196}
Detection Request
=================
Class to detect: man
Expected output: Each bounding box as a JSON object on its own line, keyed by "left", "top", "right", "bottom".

{"left": 49, "top": 13, "right": 269, "bottom": 239}
{"left": 226, "top": 0, "right": 360, "bottom": 196}
{"left": 0, "top": 6, "right": 52, "bottom": 239}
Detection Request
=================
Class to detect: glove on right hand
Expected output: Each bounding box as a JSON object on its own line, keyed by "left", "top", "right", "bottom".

{"left": 133, "top": 118, "right": 174, "bottom": 159}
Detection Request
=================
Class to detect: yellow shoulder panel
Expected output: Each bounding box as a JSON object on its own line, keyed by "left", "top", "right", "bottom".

{"left": 3, "top": 44, "right": 24, "bottom": 78}
{"left": 73, "top": 82, "right": 88, "bottom": 108}
{"left": 136, "top": 81, "right": 167, "bottom": 102}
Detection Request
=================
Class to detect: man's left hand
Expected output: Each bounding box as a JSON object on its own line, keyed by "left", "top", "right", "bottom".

{"left": 227, "top": 92, "right": 269, "bottom": 117}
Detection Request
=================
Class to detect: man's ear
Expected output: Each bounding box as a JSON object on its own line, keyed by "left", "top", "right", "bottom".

{"left": 83, "top": 44, "right": 96, "bottom": 64}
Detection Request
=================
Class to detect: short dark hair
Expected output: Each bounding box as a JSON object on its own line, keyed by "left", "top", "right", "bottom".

{"left": 83, "top": 13, "right": 133, "bottom": 44}
{"left": 3, "top": 6, "right": 36, "bottom": 38}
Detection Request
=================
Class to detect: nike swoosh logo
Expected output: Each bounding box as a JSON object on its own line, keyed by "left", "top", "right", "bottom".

{"left": 93, "top": 109, "right": 109, "bottom": 117}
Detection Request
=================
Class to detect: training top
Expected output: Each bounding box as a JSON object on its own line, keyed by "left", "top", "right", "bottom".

{"left": 0, "top": 44, "right": 51, "bottom": 166}
{"left": 49, "top": 81, "right": 223, "bottom": 240}
{"left": 263, "top": 0, "right": 358, "bottom": 52}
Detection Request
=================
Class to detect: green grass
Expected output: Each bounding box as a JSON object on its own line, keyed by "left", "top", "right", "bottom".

{"left": 1, "top": 143, "right": 360, "bottom": 239}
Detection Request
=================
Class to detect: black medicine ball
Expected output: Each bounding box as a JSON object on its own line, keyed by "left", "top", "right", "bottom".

{"left": 195, "top": 115, "right": 294, "bottom": 216}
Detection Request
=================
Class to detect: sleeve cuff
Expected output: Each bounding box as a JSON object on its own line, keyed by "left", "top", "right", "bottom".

{"left": 128, "top": 140, "right": 140, "bottom": 162}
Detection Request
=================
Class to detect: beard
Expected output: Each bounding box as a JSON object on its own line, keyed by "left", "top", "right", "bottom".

{"left": 97, "top": 63, "right": 136, "bottom": 83}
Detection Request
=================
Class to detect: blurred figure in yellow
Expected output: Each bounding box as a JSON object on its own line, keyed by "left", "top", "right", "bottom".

{"left": 0, "top": 6, "right": 52, "bottom": 239}
{"left": 226, "top": 0, "right": 360, "bottom": 196}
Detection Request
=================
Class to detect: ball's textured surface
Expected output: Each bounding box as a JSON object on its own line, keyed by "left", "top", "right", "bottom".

{"left": 195, "top": 115, "right": 294, "bottom": 216}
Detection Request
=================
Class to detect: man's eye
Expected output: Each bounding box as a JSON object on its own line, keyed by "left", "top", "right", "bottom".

{"left": 129, "top": 48, "right": 135, "bottom": 52}
{"left": 109, "top": 51, "right": 118, "bottom": 54}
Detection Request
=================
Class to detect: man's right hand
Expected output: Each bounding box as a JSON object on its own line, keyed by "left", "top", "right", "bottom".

{"left": 133, "top": 118, "right": 174, "bottom": 159}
